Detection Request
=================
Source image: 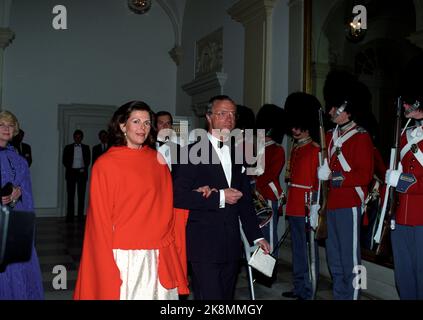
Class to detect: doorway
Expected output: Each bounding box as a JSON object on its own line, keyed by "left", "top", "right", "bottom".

{"left": 57, "top": 104, "right": 116, "bottom": 217}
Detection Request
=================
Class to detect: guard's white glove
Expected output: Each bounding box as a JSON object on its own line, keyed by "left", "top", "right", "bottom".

{"left": 317, "top": 158, "right": 331, "bottom": 181}
{"left": 385, "top": 169, "right": 402, "bottom": 188}
{"left": 310, "top": 204, "right": 320, "bottom": 230}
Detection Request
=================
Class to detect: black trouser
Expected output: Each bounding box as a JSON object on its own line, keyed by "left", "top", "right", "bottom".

{"left": 66, "top": 169, "right": 87, "bottom": 218}
{"left": 190, "top": 261, "right": 239, "bottom": 300}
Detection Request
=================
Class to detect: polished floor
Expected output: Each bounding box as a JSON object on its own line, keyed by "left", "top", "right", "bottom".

{"left": 35, "top": 217, "right": 377, "bottom": 300}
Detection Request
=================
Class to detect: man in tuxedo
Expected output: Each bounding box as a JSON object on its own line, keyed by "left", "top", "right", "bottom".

{"left": 155, "top": 111, "right": 180, "bottom": 172}
{"left": 173, "top": 95, "right": 270, "bottom": 300}
{"left": 91, "top": 129, "right": 108, "bottom": 165}
{"left": 62, "top": 129, "right": 90, "bottom": 222}
{"left": 12, "top": 129, "right": 32, "bottom": 167}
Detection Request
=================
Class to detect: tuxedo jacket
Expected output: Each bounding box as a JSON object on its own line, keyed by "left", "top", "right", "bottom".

{"left": 92, "top": 143, "right": 108, "bottom": 165}
{"left": 156, "top": 140, "right": 182, "bottom": 173}
{"left": 62, "top": 143, "right": 91, "bottom": 180}
{"left": 173, "top": 140, "right": 263, "bottom": 264}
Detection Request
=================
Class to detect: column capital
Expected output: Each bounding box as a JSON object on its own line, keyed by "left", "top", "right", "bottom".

{"left": 0, "top": 28, "right": 14, "bottom": 49}
{"left": 168, "top": 45, "right": 183, "bottom": 66}
{"left": 408, "top": 30, "right": 423, "bottom": 50}
{"left": 228, "top": 0, "right": 277, "bottom": 25}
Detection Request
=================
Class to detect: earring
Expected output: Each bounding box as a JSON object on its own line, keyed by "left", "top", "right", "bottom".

{"left": 124, "top": 132, "right": 127, "bottom": 137}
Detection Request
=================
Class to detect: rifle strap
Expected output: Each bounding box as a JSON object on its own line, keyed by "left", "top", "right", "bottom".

{"left": 400, "top": 127, "right": 423, "bottom": 167}
{"left": 330, "top": 129, "right": 365, "bottom": 212}
{"left": 330, "top": 128, "right": 359, "bottom": 158}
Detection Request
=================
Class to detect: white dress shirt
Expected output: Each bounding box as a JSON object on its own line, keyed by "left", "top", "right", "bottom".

{"left": 208, "top": 133, "right": 232, "bottom": 208}
{"left": 208, "top": 133, "right": 264, "bottom": 245}
{"left": 72, "top": 144, "right": 84, "bottom": 169}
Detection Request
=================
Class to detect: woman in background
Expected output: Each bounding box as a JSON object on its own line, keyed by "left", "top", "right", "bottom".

{"left": 0, "top": 110, "right": 44, "bottom": 300}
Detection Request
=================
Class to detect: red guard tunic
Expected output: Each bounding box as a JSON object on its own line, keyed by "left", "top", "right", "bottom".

{"left": 255, "top": 141, "right": 285, "bottom": 201}
{"left": 326, "top": 123, "right": 374, "bottom": 210}
{"left": 395, "top": 126, "right": 423, "bottom": 226}
{"left": 285, "top": 139, "right": 320, "bottom": 216}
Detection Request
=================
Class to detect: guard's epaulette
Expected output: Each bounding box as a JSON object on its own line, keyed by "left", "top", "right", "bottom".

{"left": 355, "top": 126, "right": 367, "bottom": 133}
{"left": 328, "top": 128, "right": 334, "bottom": 133}
{"left": 312, "top": 141, "right": 320, "bottom": 148}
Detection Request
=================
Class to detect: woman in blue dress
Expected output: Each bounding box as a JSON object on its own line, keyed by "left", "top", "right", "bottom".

{"left": 0, "top": 110, "right": 43, "bottom": 300}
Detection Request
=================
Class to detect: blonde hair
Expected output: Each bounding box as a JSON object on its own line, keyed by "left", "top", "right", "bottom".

{"left": 0, "top": 110, "right": 20, "bottom": 137}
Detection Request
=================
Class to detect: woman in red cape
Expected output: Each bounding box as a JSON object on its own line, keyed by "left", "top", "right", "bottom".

{"left": 74, "top": 101, "right": 188, "bottom": 300}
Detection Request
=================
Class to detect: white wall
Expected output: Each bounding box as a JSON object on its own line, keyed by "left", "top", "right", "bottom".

{"left": 176, "top": 0, "right": 244, "bottom": 117}
{"left": 3, "top": 0, "right": 177, "bottom": 212}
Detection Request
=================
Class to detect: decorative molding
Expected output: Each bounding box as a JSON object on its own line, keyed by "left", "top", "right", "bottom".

{"left": 0, "top": 27, "right": 14, "bottom": 49}
{"left": 168, "top": 45, "right": 183, "bottom": 66}
{"left": 157, "top": 0, "right": 182, "bottom": 46}
{"left": 228, "top": 0, "right": 277, "bottom": 25}
{"left": 157, "top": 0, "right": 186, "bottom": 65}
{"left": 182, "top": 72, "right": 227, "bottom": 97}
{"left": 182, "top": 72, "right": 227, "bottom": 119}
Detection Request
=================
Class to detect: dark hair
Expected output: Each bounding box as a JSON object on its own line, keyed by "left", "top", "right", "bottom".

{"left": 73, "top": 129, "right": 84, "bottom": 138}
{"left": 236, "top": 105, "right": 255, "bottom": 130}
{"left": 98, "top": 129, "right": 108, "bottom": 138}
{"left": 108, "top": 100, "right": 156, "bottom": 148}
{"left": 155, "top": 111, "right": 173, "bottom": 126}
{"left": 284, "top": 92, "right": 321, "bottom": 142}
{"left": 256, "top": 104, "right": 286, "bottom": 144}
{"left": 206, "top": 95, "right": 236, "bottom": 114}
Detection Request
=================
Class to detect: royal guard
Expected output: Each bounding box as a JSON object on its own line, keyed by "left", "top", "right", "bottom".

{"left": 255, "top": 104, "right": 286, "bottom": 258}
{"left": 385, "top": 94, "right": 423, "bottom": 299}
{"left": 282, "top": 92, "right": 321, "bottom": 300}
{"left": 318, "top": 70, "right": 374, "bottom": 300}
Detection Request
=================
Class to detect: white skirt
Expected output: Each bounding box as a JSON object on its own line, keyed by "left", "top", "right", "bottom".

{"left": 112, "top": 249, "right": 179, "bottom": 300}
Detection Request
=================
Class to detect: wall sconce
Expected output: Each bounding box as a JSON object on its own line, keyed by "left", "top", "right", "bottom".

{"left": 128, "top": 0, "right": 152, "bottom": 14}
{"left": 346, "top": 4, "right": 367, "bottom": 43}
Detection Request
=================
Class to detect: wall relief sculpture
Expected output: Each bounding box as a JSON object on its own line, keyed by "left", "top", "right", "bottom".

{"left": 195, "top": 28, "right": 223, "bottom": 78}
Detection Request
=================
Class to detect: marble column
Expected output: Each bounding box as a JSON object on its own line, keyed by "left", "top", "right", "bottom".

{"left": 228, "top": 0, "right": 277, "bottom": 113}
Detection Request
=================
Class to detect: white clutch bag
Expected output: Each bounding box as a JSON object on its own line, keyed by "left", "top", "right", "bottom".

{"left": 248, "top": 247, "right": 276, "bottom": 278}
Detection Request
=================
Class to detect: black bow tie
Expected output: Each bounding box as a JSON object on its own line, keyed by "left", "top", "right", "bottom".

{"left": 157, "top": 140, "right": 166, "bottom": 147}
{"left": 218, "top": 140, "right": 230, "bottom": 149}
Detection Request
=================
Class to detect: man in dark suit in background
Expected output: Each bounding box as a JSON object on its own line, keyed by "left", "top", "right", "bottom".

{"left": 62, "top": 129, "right": 90, "bottom": 222}
{"left": 155, "top": 111, "right": 181, "bottom": 172}
{"left": 173, "top": 95, "right": 270, "bottom": 300}
{"left": 12, "top": 129, "right": 32, "bottom": 167}
{"left": 91, "top": 129, "right": 108, "bottom": 165}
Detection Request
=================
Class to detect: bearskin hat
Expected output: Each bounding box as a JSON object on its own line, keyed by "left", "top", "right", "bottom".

{"left": 283, "top": 92, "right": 321, "bottom": 143}
{"left": 256, "top": 104, "right": 286, "bottom": 144}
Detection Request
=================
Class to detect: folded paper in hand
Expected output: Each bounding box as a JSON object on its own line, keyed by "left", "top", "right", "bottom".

{"left": 248, "top": 247, "right": 276, "bottom": 278}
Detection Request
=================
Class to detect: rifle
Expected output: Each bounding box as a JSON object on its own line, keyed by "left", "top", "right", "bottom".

{"left": 305, "top": 191, "right": 317, "bottom": 299}
{"left": 373, "top": 97, "right": 402, "bottom": 255}
{"left": 316, "top": 108, "right": 329, "bottom": 240}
